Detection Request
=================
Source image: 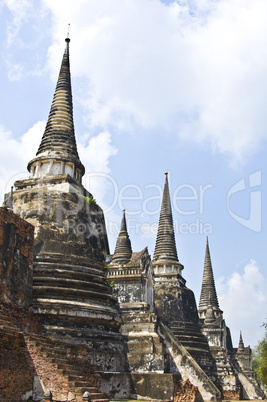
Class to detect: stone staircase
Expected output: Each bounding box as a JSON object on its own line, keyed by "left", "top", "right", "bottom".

{"left": 169, "top": 321, "right": 216, "bottom": 378}
{"left": 231, "top": 357, "right": 266, "bottom": 400}
{"left": 24, "top": 333, "right": 110, "bottom": 402}
{"left": 159, "top": 321, "right": 221, "bottom": 401}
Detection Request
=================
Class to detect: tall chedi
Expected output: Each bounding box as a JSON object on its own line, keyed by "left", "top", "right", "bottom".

{"left": 198, "top": 237, "right": 231, "bottom": 352}
{"left": 153, "top": 172, "right": 197, "bottom": 322}
{"left": 4, "top": 37, "right": 126, "bottom": 372}
{"left": 153, "top": 173, "right": 216, "bottom": 378}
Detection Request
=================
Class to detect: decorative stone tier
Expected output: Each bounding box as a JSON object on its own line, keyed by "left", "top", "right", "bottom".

{"left": 32, "top": 256, "right": 119, "bottom": 316}
{"left": 30, "top": 254, "right": 126, "bottom": 373}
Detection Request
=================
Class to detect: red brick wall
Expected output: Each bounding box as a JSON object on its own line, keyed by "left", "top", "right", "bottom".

{"left": 0, "top": 207, "right": 34, "bottom": 307}
{"left": 0, "top": 332, "right": 34, "bottom": 402}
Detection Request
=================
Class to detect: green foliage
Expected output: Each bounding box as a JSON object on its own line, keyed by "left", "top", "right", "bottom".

{"left": 103, "top": 263, "right": 108, "bottom": 271}
{"left": 85, "top": 195, "right": 96, "bottom": 205}
{"left": 253, "top": 322, "right": 267, "bottom": 391}
{"left": 105, "top": 279, "right": 115, "bottom": 288}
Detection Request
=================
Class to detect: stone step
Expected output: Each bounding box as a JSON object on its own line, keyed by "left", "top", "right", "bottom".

{"left": 86, "top": 392, "right": 107, "bottom": 399}
{"left": 0, "top": 326, "right": 23, "bottom": 336}
{"left": 24, "top": 334, "right": 105, "bottom": 400}
{"left": 171, "top": 330, "right": 208, "bottom": 339}
{"left": 74, "top": 387, "right": 103, "bottom": 395}
{"left": 27, "top": 339, "right": 69, "bottom": 352}
{"left": 186, "top": 347, "right": 213, "bottom": 358}
{"left": 24, "top": 334, "right": 56, "bottom": 346}
{"left": 175, "top": 334, "right": 208, "bottom": 342}
{"left": 24, "top": 334, "right": 77, "bottom": 353}
{"left": 0, "top": 319, "right": 19, "bottom": 330}
{"left": 171, "top": 329, "right": 207, "bottom": 338}
{"left": 39, "top": 345, "right": 72, "bottom": 356}
{"left": 178, "top": 340, "right": 210, "bottom": 349}
{"left": 69, "top": 380, "right": 93, "bottom": 388}
{"left": 0, "top": 316, "right": 15, "bottom": 324}
{"left": 170, "top": 327, "right": 202, "bottom": 334}
{"left": 55, "top": 363, "right": 82, "bottom": 373}
{"left": 67, "top": 374, "right": 90, "bottom": 382}
{"left": 69, "top": 380, "right": 98, "bottom": 388}
{"left": 91, "top": 399, "right": 109, "bottom": 402}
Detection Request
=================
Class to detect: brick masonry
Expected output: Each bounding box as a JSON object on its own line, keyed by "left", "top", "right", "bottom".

{"left": 0, "top": 207, "right": 34, "bottom": 308}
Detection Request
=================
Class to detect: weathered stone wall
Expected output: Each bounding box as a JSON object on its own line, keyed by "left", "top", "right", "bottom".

{"left": 154, "top": 282, "right": 199, "bottom": 324}
{"left": 11, "top": 178, "right": 109, "bottom": 262}
{"left": 113, "top": 280, "right": 142, "bottom": 304}
{"left": 121, "top": 310, "right": 165, "bottom": 373}
{"left": 0, "top": 207, "right": 34, "bottom": 308}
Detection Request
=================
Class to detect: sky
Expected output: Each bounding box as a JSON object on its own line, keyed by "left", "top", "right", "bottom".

{"left": 0, "top": 0, "right": 266, "bottom": 349}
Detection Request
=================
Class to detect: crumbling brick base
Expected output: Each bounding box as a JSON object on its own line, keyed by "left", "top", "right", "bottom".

{"left": 174, "top": 378, "right": 201, "bottom": 402}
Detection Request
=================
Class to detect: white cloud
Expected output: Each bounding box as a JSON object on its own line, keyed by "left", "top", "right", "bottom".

{"left": 3, "top": 0, "right": 267, "bottom": 162}
{"left": 80, "top": 130, "right": 118, "bottom": 206}
{"left": 217, "top": 259, "right": 267, "bottom": 348}
{"left": 38, "top": 0, "right": 267, "bottom": 164}
{"left": 3, "top": 0, "right": 32, "bottom": 46}
{"left": 79, "top": 131, "right": 120, "bottom": 251}
{"left": 0, "top": 121, "right": 45, "bottom": 204}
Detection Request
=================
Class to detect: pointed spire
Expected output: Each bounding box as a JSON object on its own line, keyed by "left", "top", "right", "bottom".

{"left": 153, "top": 172, "right": 179, "bottom": 262}
{"left": 199, "top": 237, "right": 220, "bottom": 312}
{"left": 112, "top": 210, "right": 132, "bottom": 264}
{"left": 27, "top": 37, "right": 85, "bottom": 179}
{"left": 238, "top": 331, "right": 245, "bottom": 350}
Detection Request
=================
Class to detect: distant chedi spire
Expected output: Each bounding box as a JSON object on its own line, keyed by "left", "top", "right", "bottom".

{"left": 153, "top": 172, "right": 179, "bottom": 263}
{"left": 112, "top": 210, "right": 132, "bottom": 264}
{"left": 199, "top": 237, "right": 222, "bottom": 319}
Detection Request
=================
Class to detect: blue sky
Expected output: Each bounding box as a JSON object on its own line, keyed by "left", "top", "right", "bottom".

{"left": 0, "top": 0, "right": 267, "bottom": 348}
